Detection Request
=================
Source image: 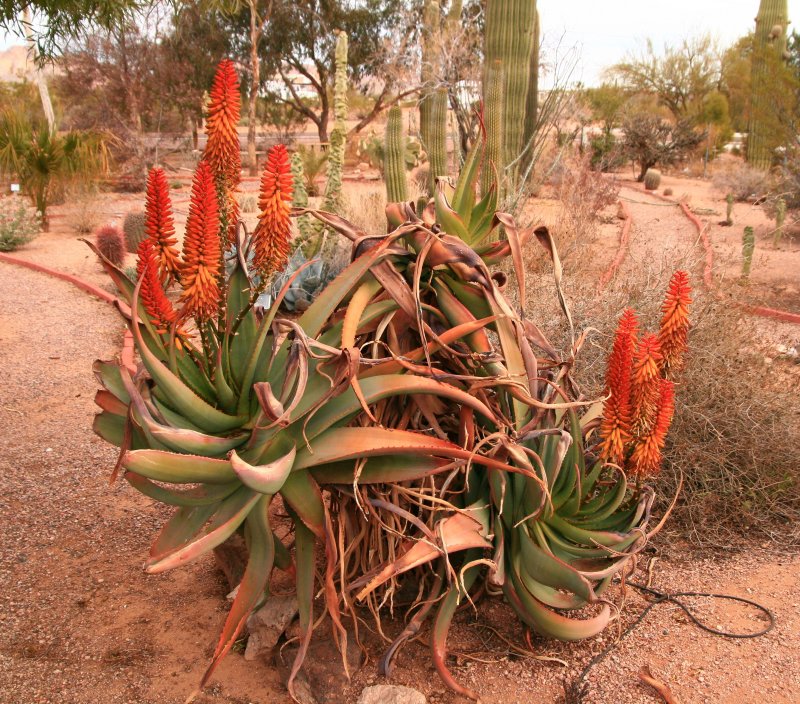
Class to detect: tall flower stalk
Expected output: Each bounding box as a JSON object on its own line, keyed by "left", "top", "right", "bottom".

{"left": 179, "top": 160, "right": 222, "bottom": 321}
{"left": 144, "top": 167, "right": 181, "bottom": 284}
{"left": 252, "top": 144, "right": 293, "bottom": 280}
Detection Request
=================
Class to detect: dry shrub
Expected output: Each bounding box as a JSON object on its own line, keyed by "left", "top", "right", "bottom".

{"left": 713, "top": 161, "right": 772, "bottom": 202}
{"left": 552, "top": 153, "right": 619, "bottom": 260}
{"left": 68, "top": 189, "right": 101, "bottom": 234}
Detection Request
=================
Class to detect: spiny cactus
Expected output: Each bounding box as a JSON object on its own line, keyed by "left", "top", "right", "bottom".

{"left": 419, "top": 1, "right": 448, "bottom": 192}
{"left": 483, "top": 59, "right": 505, "bottom": 200}
{"left": 742, "top": 225, "right": 755, "bottom": 280}
{"left": 725, "top": 193, "right": 735, "bottom": 226}
{"left": 483, "top": 0, "right": 539, "bottom": 185}
{"left": 123, "top": 211, "right": 147, "bottom": 253}
{"left": 746, "top": 0, "right": 789, "bottom": 169}
{"left": 96, "top": 224, "right": 126, "bottom": 267}
{"left": 323, "top": 31, "right": 348, "bottom": 217}
{"left": 291, "top": 151, "right": 315, "bottom": 249}
{"left": 773, "top": 198, "right": 786, "bottom": 247}
{"left": 644, "top": 168, "right": 662, "bottom": 191}
{"left": 521, "top": 9, "right": 540, "bottom": 177}
{"left": 385, "top": 106, "right": 409, "bottom": 203}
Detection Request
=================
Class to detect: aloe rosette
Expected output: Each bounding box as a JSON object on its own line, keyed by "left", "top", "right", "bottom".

{"left": 88, "top": 130, "right": 680, "bottom": 702}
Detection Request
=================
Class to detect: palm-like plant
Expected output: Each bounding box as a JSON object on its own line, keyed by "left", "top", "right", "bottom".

{"left": 0, "top": 109, "right": 109, "bottom": 230}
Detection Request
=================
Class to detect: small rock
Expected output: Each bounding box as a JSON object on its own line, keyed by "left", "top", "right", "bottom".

{"left": 244, "top": 594, "right": 299, "bottom": 661}
{"left": 357, "top": 685, "right": 427, "bottom": 704}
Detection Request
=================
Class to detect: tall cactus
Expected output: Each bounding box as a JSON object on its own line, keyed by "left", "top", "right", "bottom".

{"left": 290, "top": 151, "right": 316, "bottom": 252}
{"left": 324, "top": 31, "right": 348, "bottom": 215}
{"left": 742, "top": 226, "right": 756, "bottom": 280}
{"left": 483, "top": 0, "right": 538, "bottom": 184}
{"left": 419, "top": 0, "right": 448, "bottom": 192}
{"left": 746, "top": 0, "right": 789, "bottom": 169}
{"left": 482, "top": 60, "right": 505, "bottom": 199}
{"left": 521, "top": 9, "right": 540, "bottom": 177}
{"left": 385, "top": 106, "right": 409, "bottom": 203}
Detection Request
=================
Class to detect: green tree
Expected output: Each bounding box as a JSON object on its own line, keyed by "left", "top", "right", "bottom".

{"left": 585, "top": 83, "right": 628, "bottom": 135}
{"left": 609, "top": 35, "right": 721, "bottom": 123}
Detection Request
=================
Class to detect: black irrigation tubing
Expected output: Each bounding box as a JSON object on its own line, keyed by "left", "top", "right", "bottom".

{"left": 564, "top": 581, "right": 776, "bottom": 702}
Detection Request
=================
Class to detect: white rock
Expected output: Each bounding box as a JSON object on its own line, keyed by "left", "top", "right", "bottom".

{"left": 357, "top": 685, "right": 427, "bottom": 704}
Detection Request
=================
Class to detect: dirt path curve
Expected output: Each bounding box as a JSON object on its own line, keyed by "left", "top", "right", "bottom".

{"left": 614, "top": 185, "right": 705, "bottom": 287}
{"left": 1, "top": 246, "right": 799, "bottom": 704}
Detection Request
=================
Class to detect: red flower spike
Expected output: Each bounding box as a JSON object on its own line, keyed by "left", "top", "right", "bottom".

{"left": 658, "top": 270, "right": 692, "bottom": 376}
{"left": 599, "top": 308, "right": 638, "bottom": 464}
{"left": 252, "top": 144, "right": 293, "bottom": 279}
{"left": 179, "top": 160, "right": 222, "bottom": 321}
{"left": 629, "top": 379, "right": 675, "bottom": 478}
{"left": 136, "top": 238, "right": 181, "bottom": 336}
{"left": 630, "top": 334, "right": 663, "bottom": 435}
{"left": 205, "top": 59, "right": 241, "bottom": 189}
{"left": 144, "top": 167, "right": 181, "bottom": 283}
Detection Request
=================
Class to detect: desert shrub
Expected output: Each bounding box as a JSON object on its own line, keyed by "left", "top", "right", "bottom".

{"left": 553, "top": 153, "right": 620, "bottom": 259}
{"left": 0, "top": 197, "right": 40, "bottom": 251}
{"left": 621, "top": 114, "right": 705, "bottom": 181}
{"left": 95, "top": 224, "right": 126, "bottom": 266}
{"left": 713, "top": 161, "right": 772, "bottom": 202}
{"left": 589, "top": 132, "right": 625, "bottom": 171}
{"left": 69, "top": 188, "right": 101, "bottom": 234}
{"left": 663, "top": 187, "right": 674, "bottom": 196}
{"left": 123, "top": 211, "right": 146, "bottom": 253}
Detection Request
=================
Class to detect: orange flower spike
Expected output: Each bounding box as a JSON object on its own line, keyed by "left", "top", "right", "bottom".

{"left": 136, "top": 239, "right": 181, "bottom": 335}
{"left": 630, "top": 333, "right": 663, "bottom": 435}
{"left": 252, "top": 144, "right": 293, "bottom": 279}
{"left": 179, "top": 160, "right": 222, "bottom": 321}
{"left": 144, "top": 167, "right": 181, "bottom": 283}
{"left": 629, "top": 379, "right": 675, "bottom": 478}
{"left": 205, "top": 59, "right": 241, "bottom": 188}
{"left": 599, "top": 308, "right": 639, "bottom": 464}
{"left": 658, "top": 270, "right": 692, "bottom": 375}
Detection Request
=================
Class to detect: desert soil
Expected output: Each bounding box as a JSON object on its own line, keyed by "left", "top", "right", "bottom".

{"left": 1, "top": 171, "right": 799, "bottom": 704}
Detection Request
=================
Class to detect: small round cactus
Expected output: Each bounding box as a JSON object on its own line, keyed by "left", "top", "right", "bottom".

{"left": 95, "top": 225, "right": 126, "bottom": 267}
{"left": 123, "top": 211, "right": 147, "bottom": 253}
{"left": 644, "top": 168, "right": 662, "bottom": 191}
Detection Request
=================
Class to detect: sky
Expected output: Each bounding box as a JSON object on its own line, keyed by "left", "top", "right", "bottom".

{"left": 2, "top": 0, "right": 799, "bottom": 85}
{"left": 538, "top": 0, "right": 800, "bottom": 86}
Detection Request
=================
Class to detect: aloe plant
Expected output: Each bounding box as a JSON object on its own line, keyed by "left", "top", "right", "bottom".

{"left": 88, "top": 106, "right": 684, "bottom": 702}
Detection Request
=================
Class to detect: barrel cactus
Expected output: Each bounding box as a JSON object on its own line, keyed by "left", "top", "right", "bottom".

{"left": 384, "top": 105, "right": 409, "bottom": 203}
{"left": 95, "top": 224, "right": 126, "bottom": 267}
{"left": 122, "top": 211, "right": 147, "bottom": 253}
{"left": 644, "top": 168, "right": 662, "bottom": 191}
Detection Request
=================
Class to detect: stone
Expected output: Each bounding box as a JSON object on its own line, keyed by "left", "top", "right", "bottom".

{"left": 243, "top": 594, "right": 299, "bottom": 661}
{"left": 357, "top": 685, "right": 427, "bottom": 704}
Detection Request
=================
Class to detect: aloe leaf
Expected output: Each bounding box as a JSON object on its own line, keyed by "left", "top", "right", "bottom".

{"left": 517, "top": 528, "right": 596, "bottom": 603}
{"left": 125, "top": 471, "right": 240, "bottom": 507}
{"left": 353, "top": 510, "right": 490, "bottom": 601}
{"left": 451, "top": 131, "right": 483, "bottom": 218}
{"left": 123, "top": 449, "right": 237, "bottom": 485}
{"left": 146, "top": 487, "right": 260, "bottom": 573}
{"left": 201, "top": 496, "right": 274, "bottom": 688}
{"left": 93, "top": 360, "right": 130, "bottom": 404}
{"left": 507, "top": 564, "right": 611, "bottom": 641}
{"left": 230, "top": 441, "right": 295, "bottom": 495}
{"left": 93, "top": 411, "right": 125, "bottom": 447}
{"left": 302, "top": 375, "right": 497, "bottom": 441}
{"left": 94, "top": 389, "right": 128, "bottom": 416}
{"left": 279, "top": 470, "right": 325, "bottom": 538}
{"left": 286, "top": 509, "right": 315, "bottom": 699}
{"left": 310, "top": 455, "right": 451, "bottom": 485}
{"left": 434, "top": 186, "right": 471, "bottom": 243}
{"left": 431, "top": 566, "right": 482, "bottom": 702}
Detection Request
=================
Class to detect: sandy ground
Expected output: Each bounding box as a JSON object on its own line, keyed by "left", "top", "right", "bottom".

{"left": 1, "top": 169, "right": 799, "bottom": 704}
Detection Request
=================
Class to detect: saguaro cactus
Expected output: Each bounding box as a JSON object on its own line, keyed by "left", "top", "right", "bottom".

{"left": 483, "top": 0, "right": 538, "bottom": 182}
{"left": 385, "top": 106, "right": 409, "bottom": 203}
{"left": 746, "top": 0, "right": 789, "bottom": 169}
{"left": 725, "top": 193, "right": 735, "bottom": 226}
{"left": 773, "top": 198, "right": 786, "bottom": 247}
{"left": 419, "top": 0, "right": 448, "bottom": 192}
{"left": 482, "top": 59, "right": 505, "bottom": 198}
{"left": 324, "top": 31, "right": 348, "bottom": 215}
{"left": 521, "top": 9, "right": 540, "bottom": 176}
